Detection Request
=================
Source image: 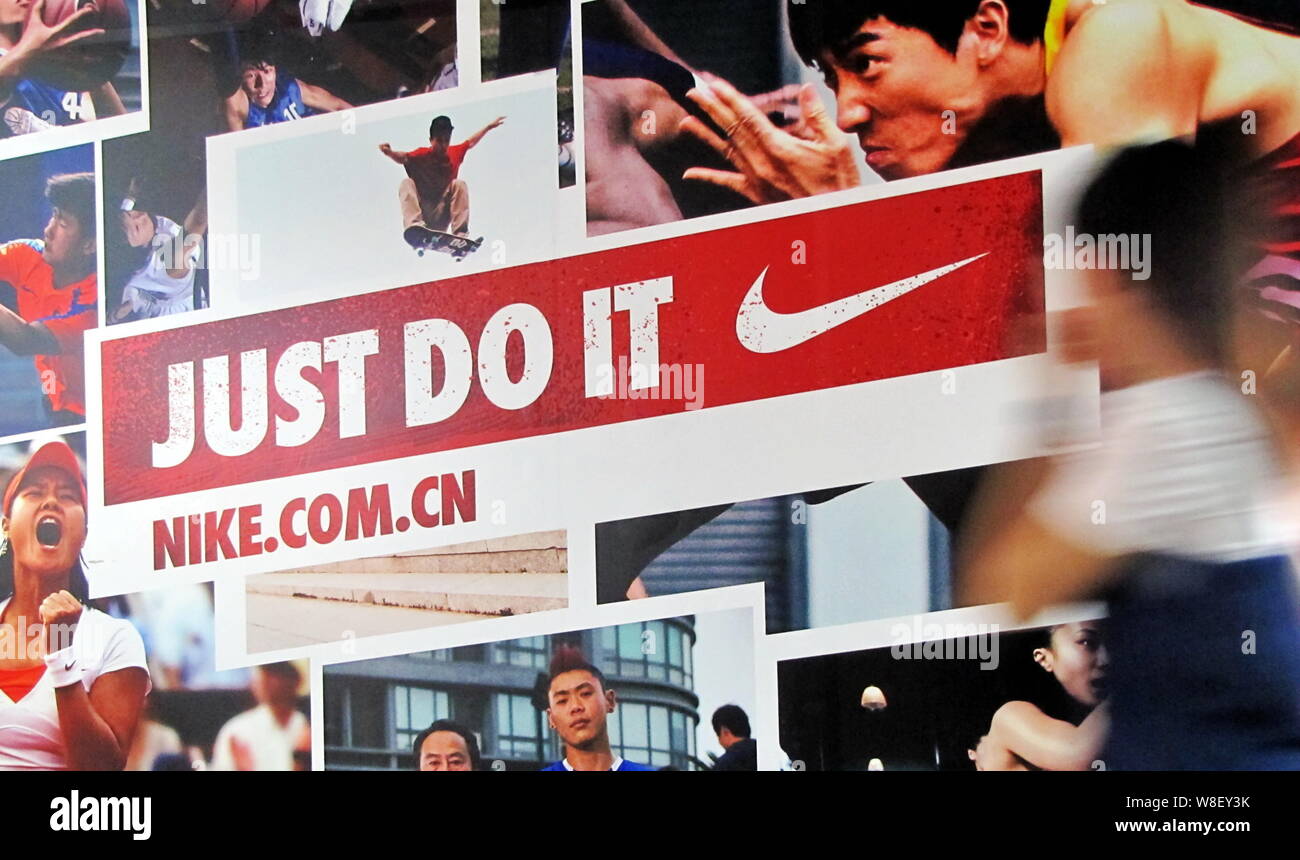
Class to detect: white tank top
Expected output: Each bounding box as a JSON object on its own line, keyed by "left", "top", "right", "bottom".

{"left": 122, "top": 215, "right": 197, "bottom": 316}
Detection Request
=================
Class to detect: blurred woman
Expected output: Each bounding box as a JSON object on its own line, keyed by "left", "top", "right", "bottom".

{"left": 0, "top": 440, "right": 149, "bottom": 770}
{"left": 960, "top": 139, "right": 1300, "bottom": 769}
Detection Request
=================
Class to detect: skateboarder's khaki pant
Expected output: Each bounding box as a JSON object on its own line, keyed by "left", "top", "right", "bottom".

{"left": 400, "top": 177, "right": 470, "bottom": 235}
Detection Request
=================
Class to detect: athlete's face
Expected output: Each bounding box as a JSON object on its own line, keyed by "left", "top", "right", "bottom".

{"left": 0, "top": 0, "right": 29, "bottom": 28}
{"left": 42, "top": 206, "right": 94, "bottom": 269}
{"left": 2, "top": 466, "right": 87, "bottom": 579}
{"left": 1034, "top": 622, "right": 1109, "bottom": 707}
{"left": 547, "top": 670, "right": 615, "bottom": 750}
{"left": 816, "top": 17, "right": 999, "bottom": 179}
{"left": 254, "top": 668, "right": 300, "bottom": 708}
{"left": 120, "top": 210, "right": 156, "bottom": 248}
{"left": 240, "top": 62, "right": 278, "bottom": 108}
{"left": 418, "top": 731, "right": 473, "bottom": 771}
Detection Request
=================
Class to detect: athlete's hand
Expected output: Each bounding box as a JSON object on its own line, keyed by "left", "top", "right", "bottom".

{"left": 487, "top": 116, "right": 505, "bottom": 130}
{"left": 40, "top": 589, "right": 83, "bottom": 652}
{"left": 109, "top": 300, "right": 133, "bottom": 323}
{"left": 680, "top": 75, "right": 860, "bottom": 204}
{"left": 121, "top": 209, "right": 153, "bottom": 247}
{"left": 378, "top": 142, "right": 393, "bottom": 155}
{"left": 14, "top": 0, "right": 105, "bottom": 62}
{"left": 745, "top": 83, "right": 808, "bottom": 136}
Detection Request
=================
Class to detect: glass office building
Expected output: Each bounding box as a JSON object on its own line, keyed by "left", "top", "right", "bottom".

{"left": 324, "top": 617, "right": 700, "bottom": 770}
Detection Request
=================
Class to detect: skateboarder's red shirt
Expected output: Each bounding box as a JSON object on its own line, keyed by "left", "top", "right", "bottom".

{"left": 404, "top": 142, "right": 471, "bottom": 202}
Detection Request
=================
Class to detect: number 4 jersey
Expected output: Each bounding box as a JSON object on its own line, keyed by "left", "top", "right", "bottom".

{"left": 0, "top": 49, "right": 83, "bottom": 137}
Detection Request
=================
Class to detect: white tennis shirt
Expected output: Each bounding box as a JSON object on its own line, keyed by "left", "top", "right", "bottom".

{"left": 0, "top": 601, "right": 150, "bottom": 770}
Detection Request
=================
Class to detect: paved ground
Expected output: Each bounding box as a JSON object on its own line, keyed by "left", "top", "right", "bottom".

{"left": 245, "top": 572, "right": 568, "bottom": 615}
{"left": 245, "top": 593, "right": 489, "bottom": 654}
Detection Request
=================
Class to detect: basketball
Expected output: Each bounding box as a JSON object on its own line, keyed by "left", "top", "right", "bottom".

{"left": 206, "top": 0, "right": 274, "bottom": 24}
{"left": 229, "top": 0, "right": 274, "bottom": 23}
{"left": 28, "top": 0, "right": 134, "bottom": 91}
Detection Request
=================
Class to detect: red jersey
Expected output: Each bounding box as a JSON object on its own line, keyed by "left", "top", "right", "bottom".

{"left": 1241, "top": 131, "right": 1300, "bottom": 332}
{"left": 1252, "top": 130, "right": 1300, "bottom": 259}
{"left": 0, "top": 240, "right": 97, "bottom": 416}
{"left": 403, "top": 141, "right": 470, "bottom": 200}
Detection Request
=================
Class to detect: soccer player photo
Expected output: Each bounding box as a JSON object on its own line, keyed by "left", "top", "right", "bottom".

{"left": 321, "top": 604, "right": 759, "bottom": 771}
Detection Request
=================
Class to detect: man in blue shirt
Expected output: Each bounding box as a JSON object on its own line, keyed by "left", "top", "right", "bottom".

{"left": 223, "top": 46, "right": 351, "bottom": 131}
{"left": 541, "top": 645, "right": 653, "bottom": 772}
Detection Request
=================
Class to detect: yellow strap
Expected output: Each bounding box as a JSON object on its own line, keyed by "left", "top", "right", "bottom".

{"left": 1044, "top": 0, "right": 1072, "bottom": 75}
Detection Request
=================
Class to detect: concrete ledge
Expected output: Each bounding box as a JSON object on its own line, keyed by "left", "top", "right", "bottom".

{"left": 246, "top": 594, "right": 488, "bottom": 653}
{"left": 401, "top": 530, "right": 568, "bottom": 556}
{"left": 246, "top": 572, "right": 568, "bottom": 616}
{"left": 285, "top": 547, "right": 566, "bottom": 576}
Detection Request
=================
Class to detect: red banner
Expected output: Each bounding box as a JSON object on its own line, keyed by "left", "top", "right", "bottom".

{"left": 99, "top": 172, "right": 1044, "bottom": 505}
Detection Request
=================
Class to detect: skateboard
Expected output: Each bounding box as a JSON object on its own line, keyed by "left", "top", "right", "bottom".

{"left": 404, "top": 225, "right": 483, "bottom": 261}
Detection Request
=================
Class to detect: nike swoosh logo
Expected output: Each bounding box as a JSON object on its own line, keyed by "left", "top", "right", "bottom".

{"left": 64, "top": 663, "right": 75, "bottom": 671}
{"left": 736, "top": 253, "right": 988, "bottom": 354}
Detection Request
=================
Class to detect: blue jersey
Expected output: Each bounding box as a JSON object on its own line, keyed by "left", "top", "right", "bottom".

{"left": 0, "top": 50, "right": 77, "bottom": 133}
{"left": 244, "top": 78, "right": 313, "bottom": 128}
{"left": 541, "top": 758, "right": 655, "bottom": 771}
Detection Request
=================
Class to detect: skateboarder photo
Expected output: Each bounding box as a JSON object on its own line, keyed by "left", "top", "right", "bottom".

{"left": 213, "top": 80, "right": 556, "bottom": 302}
{"left": 378, "top": 113, "right": 504, "bottom": 257}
